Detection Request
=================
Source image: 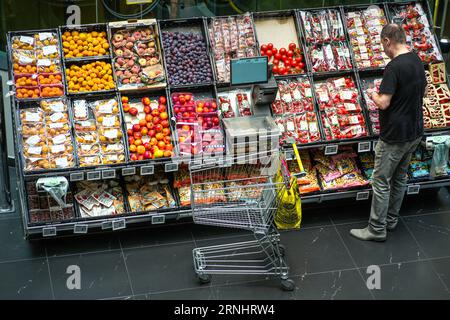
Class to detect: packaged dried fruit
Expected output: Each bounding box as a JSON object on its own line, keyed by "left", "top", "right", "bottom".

{"left": 79, "top": 155, "right": 102, "bottom": 167}
{"left": 46, "top": 122, "right": 71, "bottom": 137}
{"left": 72, "top": 100, "right": 89, "bottom": 121}
{"left": 74, "top": 120, "right": 97, "bottom": 134}
{"left": 77, "top": 143, "right": 100, "bottom": 156}
{"left": 11, "top": 35, "right": 35, "bottom": 50}
{"left": 35, "top": 32, "right": 58, "bottom": 47}
{"left": 93, "top": 99, "right": 119, "bottom": 116}
{"left": 23, "top": 134, "right": 46, "bottom": 147}
{"left": 40, "top": 99, "right": 67, "bottom": 113}
{"left": 35, "top": 45, "right": 60, "bottom": 59}
{"left": 24, "top": 157, "right": 50, "bottom": 171}
{"left": 101, "top": 142, "right": 125, "bottom": 155}
{"left": 23, "top": 145, "right": 49, "bottom": 158}
{"left": 96, "top": 114, "right": 121, "bottom": 127}
{"left": 20, "top": 108, "right": 43, "bottom": 124}
{"left": 102, "top": 153, "right": 125, "bottom": 165}
{"left": 46, "top": 132, "right": 71, "bottom": 146}
{"left": 44, "top": 111, "right": 69, "bottom": 124}
{"left": 49, "top": 143, "right": 73, "bottom": 156}
{"left": 37, "top": 59, "right": 61, "bottom": 73}
{"left": 98, "top": 127, "right": 123, "bottom": 143}
{"left": 49, "top": 155, "right": 75, "bottom": 169}
{"left": 21, "top": 123, "right": 45, "bottom": 137}
{"left": 75, "top": 132, "right": 98, "bottom": 144}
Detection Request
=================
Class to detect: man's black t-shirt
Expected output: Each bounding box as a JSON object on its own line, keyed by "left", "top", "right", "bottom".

{"left": 378, "top": 51, "right": 426, "bottom": 143}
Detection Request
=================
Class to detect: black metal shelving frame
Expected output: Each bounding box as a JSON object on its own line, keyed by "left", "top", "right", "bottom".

{"left": 5, "top": 0, "right": 450, "bottom": 239}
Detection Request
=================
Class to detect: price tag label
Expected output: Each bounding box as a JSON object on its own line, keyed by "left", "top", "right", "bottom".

{"left": 324, "top": 145, "right": 338, "bottom": 155}
{"left": 37, "top": 59, "right": 51, "bottom": 67}
{"left": 140, "top": 165, "right": 154, "bottom": 175}
{"left": 39, "top": 32, "right": 53, "bottom": 41}
{"left": 20, "top": 36, "right": 34, "bottom": 45}
{"left": 102, "top": 170, "right": 116, "bottom": 180}
{"left": 43, "top": 227, "right": 57, "bottom": 237}
{"left": 87, "top": 171, "right": 101, "bottom": 181}
{"left": 112, "top": 219, "right": 126, "bottom": 231}
{"left": 152, "top": 215, "right": 166, "bottom": 225}
{"left": 407, "top": 185, "right": 420, "bottom": 195}
{"left": 70, "top": 172, "right": 84, "bottom": 181}
{"left": 102, "top": 221, "right": 113, "bottom": 230}
{"left": 165, "top": 162, "right": 178, "bottom": 172}
{"left": 122, "top": 167, "right": 136, "bottom": 176}
{"left": 284, "top": 149, "right": 294, "bottom": 160}
{"left": 74, "top": 224, "right": 88, "bottom": 234}
{"left": 42, "top": 45, "right": 57, "bottom": 56}
{"left": 358, "top": 141, "right": 372, "bottom": 153}
{"left": 356, "top": 191, "right": 370, "bottom": 201}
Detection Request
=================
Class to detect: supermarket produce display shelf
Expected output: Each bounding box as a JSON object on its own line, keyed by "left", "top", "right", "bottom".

{"left": 6, "top": 0, "right": 450, "bottom": 239}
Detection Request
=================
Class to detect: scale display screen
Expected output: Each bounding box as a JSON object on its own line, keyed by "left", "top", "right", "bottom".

{"left": 230, "top": 56, "right": 268, "bottom": 86}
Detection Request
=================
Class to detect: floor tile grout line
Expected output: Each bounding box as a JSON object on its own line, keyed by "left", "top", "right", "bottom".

{"left": 400, "top": 216, "right": 450, "bottom": 295}
{"left": 0, "top": 256, "right": 46, "bottom": 265}
{"left": 330, "top": 219, "right": 376, "bottom": 300}
{"left": 98, "top": 255, "right": 450, "bottom": 301}
{"left": 118, "top": 238, "right": 135, "bottom": 297}
{"left": 44, "top": 247, "right": 56, "bottom": 300}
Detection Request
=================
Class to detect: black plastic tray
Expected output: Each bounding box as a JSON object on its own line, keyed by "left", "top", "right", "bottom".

{"left": 206, "top": 13, "right": 260, "bottom": 86}
{"left": 58, "top": 23, "right": 112, "bottom": 62}
{"left": 158, "top": 17, "right": 216, "bottom": 89}
{"left": 68, "top": 92, "right": 129, "bottom": 169}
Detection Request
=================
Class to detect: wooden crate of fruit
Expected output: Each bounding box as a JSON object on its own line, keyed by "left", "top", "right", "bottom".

{"left": 108, "top": 19, "right": 167, "bottom": 92}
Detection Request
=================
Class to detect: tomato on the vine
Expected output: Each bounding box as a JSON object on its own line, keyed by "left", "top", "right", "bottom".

{"left": 279, "top": 48, "right": 287, "bottom": 55}
{"left": 288, "top": 43, "right": 296, "bottom": 51}
{"left": 267, "top": 43, "right": 273, "bottom": 50}
{"left": 261, "top": 44, "right": 268, "bottom": 52}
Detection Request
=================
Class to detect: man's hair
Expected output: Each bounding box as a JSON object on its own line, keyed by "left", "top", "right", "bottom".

{"left": 380, "top": 23, "right": 406, "bottom": 44}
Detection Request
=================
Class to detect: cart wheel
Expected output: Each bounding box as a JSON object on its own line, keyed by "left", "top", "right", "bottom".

{"left": 281, "top": 279, "right": 295, "bottom": 291}
{"left": 278, "top": 245, "right": 286, "bottom": 257}
{"left": 197, "top": 274, "right": 211, "bottom": 284}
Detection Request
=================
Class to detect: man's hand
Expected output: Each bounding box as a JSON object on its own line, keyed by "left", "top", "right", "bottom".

{"left": 371, "top": 91, "right": 393, "bottom": 110}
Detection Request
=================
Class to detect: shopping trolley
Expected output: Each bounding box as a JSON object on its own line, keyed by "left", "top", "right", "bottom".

{"left": 189, "top": 150, "right": 297, "bottom": 291}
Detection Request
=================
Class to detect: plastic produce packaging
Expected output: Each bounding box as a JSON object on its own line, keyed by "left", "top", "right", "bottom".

{"left": 389, "top": 3, "right": 442, "bottom": 63}
{"left": 209, "top": 13, "right": 258, "bottom": 83}
{"left": 345, "top": 6, "right": 390, "bottom": 69}
{"left": 315, "top": 76, "right": 368, "bottom": 141}
{"left": 272, "top": 77, "right": 320, "bottom": 145}
{"left": 361, "top": 77, "right": 382, "bottom": 135}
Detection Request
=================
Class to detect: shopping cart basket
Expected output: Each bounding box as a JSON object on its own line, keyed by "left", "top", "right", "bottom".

{"left": 189, "top": 150, "right": 296, "bottom": 291}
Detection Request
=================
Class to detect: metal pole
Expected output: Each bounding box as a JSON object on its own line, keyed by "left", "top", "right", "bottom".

{"left": 441, "top": 0, "right": 449, "bottom": 38}
{"left": 0, "top": 75, "right": 14, "bottom": 213}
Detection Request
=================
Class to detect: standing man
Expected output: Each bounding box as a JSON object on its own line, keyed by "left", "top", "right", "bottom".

{"left": 350, "top": 24, "right": 426, "bottom": 241}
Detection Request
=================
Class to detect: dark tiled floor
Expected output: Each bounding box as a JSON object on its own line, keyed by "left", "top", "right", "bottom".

{"left": 1, "top": 166, "right": 450, "bottom": 299}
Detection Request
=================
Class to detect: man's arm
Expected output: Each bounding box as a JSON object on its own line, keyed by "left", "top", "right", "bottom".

{"left": 371, "top": 92, "right": 393, "bottom": 110}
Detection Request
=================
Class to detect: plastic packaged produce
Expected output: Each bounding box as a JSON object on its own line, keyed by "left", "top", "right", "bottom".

{"left": 217, "top": 89, "right": 254, "bottom": 118}
{"left": 312, "top": 147, "right": 369, "bottom": 190}
{"left": 361, "top": 77, "right": 382, "bottom": 135}
{"left": 75, "top": 180, "right": 125, "bottom": 218}
{"left": 346, "top": 6, "right": 390, "bottom": 69}
{"left": 389, "top": 3, "right": 442, "bottom": 63}
{"left": 208, "top": 13, "right": 258, "bottom": 82}
{"left": 272, "top": 77, "right": 320, "bottom": 145}
{"left": 315, "top": 76, "right": 367, "bottom": 141}
{"left": 125, "top": 175, "right": 177, "bottom": 212}
{"left": 161, "top": 30, "right": 213, "bottom": 86}
{"left": 422, "top": 70, "right": 450, "bottom": 129}
{"left": 300, "top": 9, "right": 346, "bottom": 43}
{"left": 287, "top": 150, "right": 321, "bottom": 194}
